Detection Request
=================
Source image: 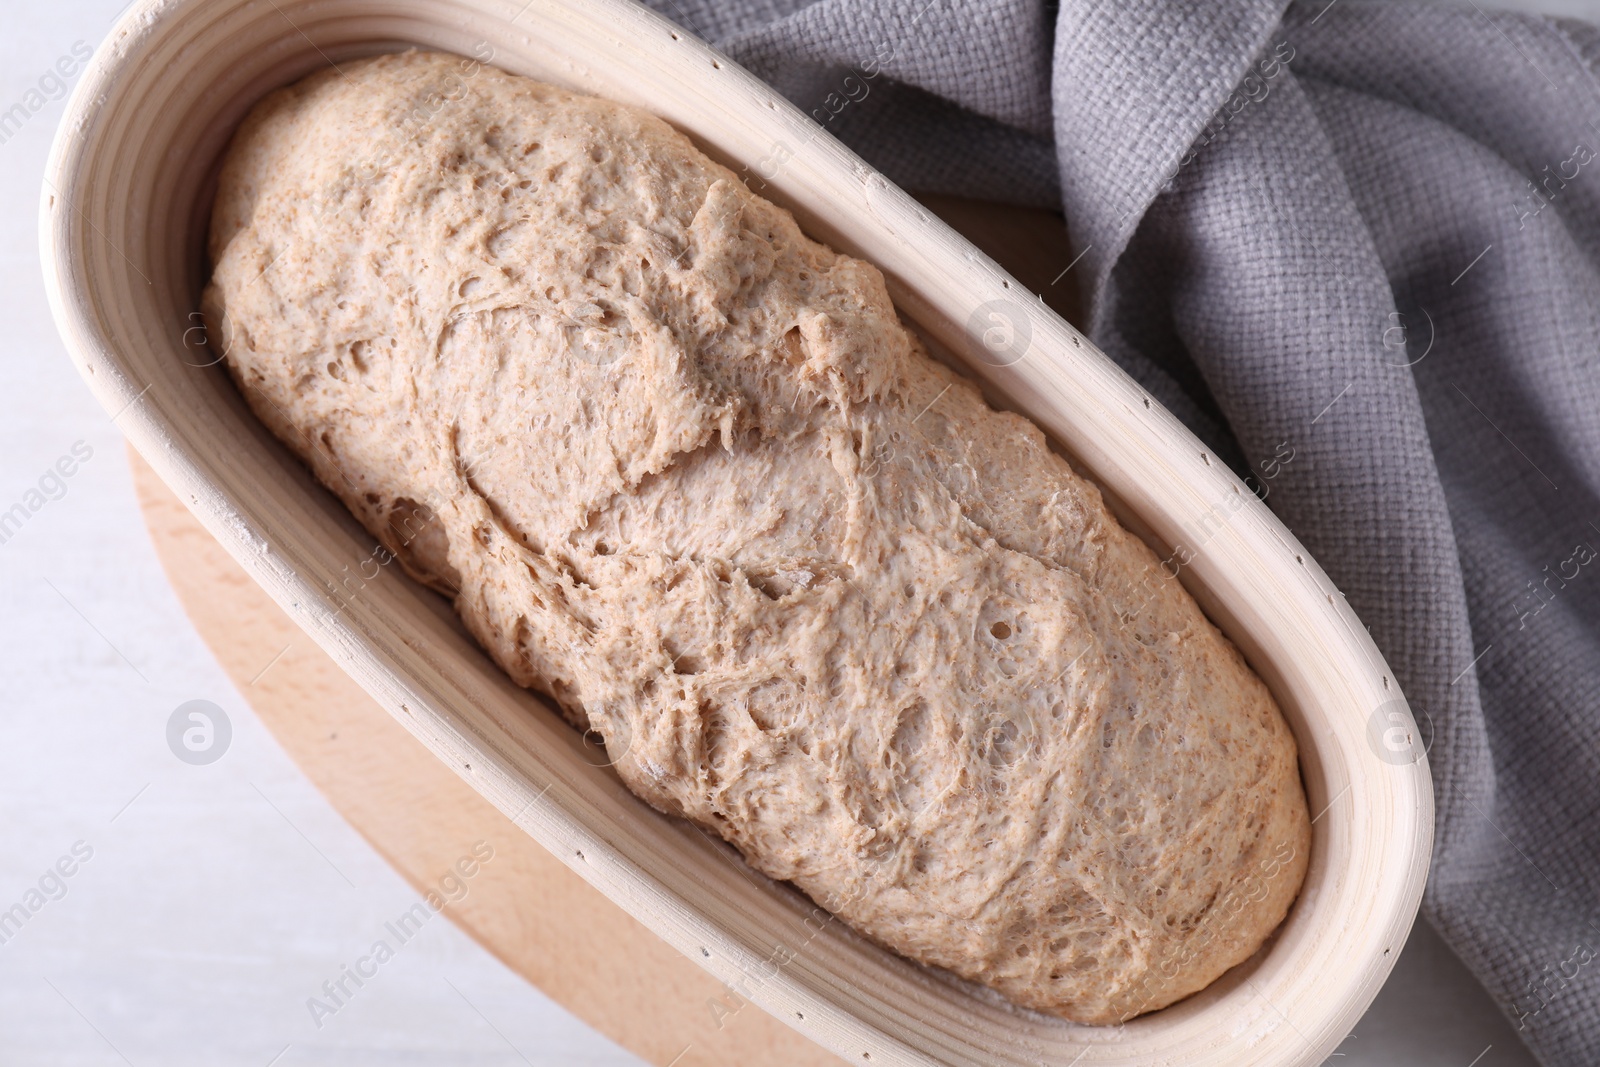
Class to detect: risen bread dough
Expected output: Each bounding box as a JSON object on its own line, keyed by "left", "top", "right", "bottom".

{"left": 204, "top": 51, "right": 1310, "bottom": 1024}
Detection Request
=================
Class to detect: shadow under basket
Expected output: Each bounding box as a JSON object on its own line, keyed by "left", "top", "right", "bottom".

{"left": 41, "top": 1, "right": 1434, "bottom": 1063}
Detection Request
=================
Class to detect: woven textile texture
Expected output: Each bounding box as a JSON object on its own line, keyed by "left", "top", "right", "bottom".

{"left": 638, "top": 0, "right": 1600, "bottom": 1062}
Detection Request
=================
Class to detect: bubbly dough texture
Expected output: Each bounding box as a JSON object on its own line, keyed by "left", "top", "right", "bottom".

{"left": 204, "top": 51, "right": 1309, "bottom": 1024}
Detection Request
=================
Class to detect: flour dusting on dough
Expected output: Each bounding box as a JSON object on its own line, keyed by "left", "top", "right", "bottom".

{"left": 203, "top": 51, "right": 1310, "bottom": 1024}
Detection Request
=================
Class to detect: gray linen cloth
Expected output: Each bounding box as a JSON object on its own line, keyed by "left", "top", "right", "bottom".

{"left": 636, "top": 0, "right": 1600, "bottom": 1062}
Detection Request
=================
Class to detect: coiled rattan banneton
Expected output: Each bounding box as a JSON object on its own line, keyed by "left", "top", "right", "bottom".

{"left": 42, "top": 2, "right": 1432, "bottom": 1063}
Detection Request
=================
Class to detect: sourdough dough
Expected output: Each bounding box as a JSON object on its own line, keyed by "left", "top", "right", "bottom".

{"left": 203, "top": 50, "right": 1310, "bottom": 1024}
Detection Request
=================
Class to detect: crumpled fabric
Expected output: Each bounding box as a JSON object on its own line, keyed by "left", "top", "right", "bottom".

{"left": 638, "top": 1, "right": 1600, "bottom": 1062}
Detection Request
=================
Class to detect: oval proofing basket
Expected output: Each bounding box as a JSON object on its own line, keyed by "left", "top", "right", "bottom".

{"left": 42, "top": 1, "right": 1434, "bottom": 1064}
